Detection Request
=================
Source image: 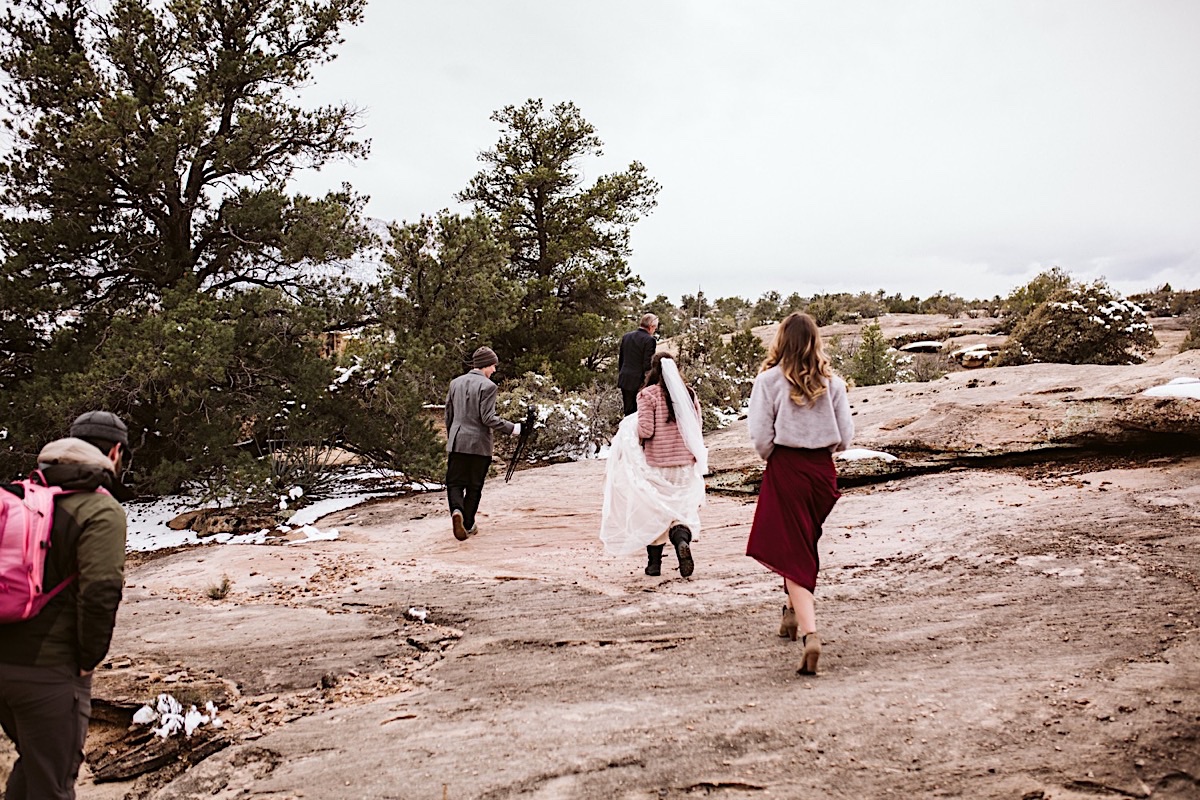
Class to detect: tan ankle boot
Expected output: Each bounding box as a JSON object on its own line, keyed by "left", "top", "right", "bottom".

{"left": 779, "top": 606, "right": 798, "bottom": 641}
{"left": 798, "top": 632, "right": 821, "bottom": 675}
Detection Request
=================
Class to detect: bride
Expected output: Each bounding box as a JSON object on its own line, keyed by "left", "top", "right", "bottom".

{"left": 600, "top": 353, "right": 708, "bottom": 578}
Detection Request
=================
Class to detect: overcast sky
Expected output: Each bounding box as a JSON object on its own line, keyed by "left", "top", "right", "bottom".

{"left": 291, "top": 0, "right": 1200, "bottom": 303}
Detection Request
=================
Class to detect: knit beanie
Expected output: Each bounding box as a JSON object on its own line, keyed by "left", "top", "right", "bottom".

{"left": 472, "top": 346, "right": 498, "bottom": 369}
{"left": 69, "top": 410, "right": 130, "bottom": 448}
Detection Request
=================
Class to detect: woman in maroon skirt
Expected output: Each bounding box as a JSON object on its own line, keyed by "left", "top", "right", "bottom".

{"left": 746, "top": 312, "right": 854, "bottom": 675}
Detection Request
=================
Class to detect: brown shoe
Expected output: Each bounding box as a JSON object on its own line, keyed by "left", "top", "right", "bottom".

{"left": 452, "top": 510, "right": 468, "bottom": 541}
{"left": 798, "top": 632, "right": 821, "bottom": 675}
{"left": 779, "top": 606, "right": 798, "bottom": 641}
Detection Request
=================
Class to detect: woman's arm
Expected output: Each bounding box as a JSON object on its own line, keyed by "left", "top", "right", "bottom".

{"left": 747, "top": 375, "right": 776, "bottom": 461}
{"left": 636, "top": 387, "right": 656, "bottom": 440}
{"left": 830, "top": 378, "right": 855, "bottom": 452}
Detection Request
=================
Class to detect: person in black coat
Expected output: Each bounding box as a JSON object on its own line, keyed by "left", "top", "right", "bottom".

{"left": 617, "top": 313, "right": 659, "bottom": 416}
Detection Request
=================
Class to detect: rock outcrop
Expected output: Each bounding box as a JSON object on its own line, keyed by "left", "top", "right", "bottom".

{"left": 706, "top": 350, "right": 1200, "bottom": 491}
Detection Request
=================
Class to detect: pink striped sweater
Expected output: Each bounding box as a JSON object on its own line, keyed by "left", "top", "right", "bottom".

{"left": 636, "top": 384, "right": 701, "bottom": 467}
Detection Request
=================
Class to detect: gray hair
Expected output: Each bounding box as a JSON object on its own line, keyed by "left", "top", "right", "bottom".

{"left": 639, "top": 313, "right": 659, "bottom": 330}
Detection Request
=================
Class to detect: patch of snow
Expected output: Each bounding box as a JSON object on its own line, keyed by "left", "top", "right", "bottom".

{"left": 836, "top": 448, "right": 898, "bottom": 462}
{"left": 1142, "top": 377, "right": 1200, "bottom": 399}
{"left": 124, "top": 467, "right": 414, "bottom": 551}
{"left": 950, "top": 344, "right": 995, "bottom": 357}
{"left": 286, "top": 525, "right": 340, "bottom": 545}
{"left": 133, "top": 693, "right": 223, "bottom": 738}
{"left": 899, "top": 341, "right": 943, "bottom": 352}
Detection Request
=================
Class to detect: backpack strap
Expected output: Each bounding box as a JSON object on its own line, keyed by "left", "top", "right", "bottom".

{"left": 37, "top": 572, "right": 78, "bottom": 605}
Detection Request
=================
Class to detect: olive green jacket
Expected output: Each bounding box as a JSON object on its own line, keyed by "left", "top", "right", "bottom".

{"left": 0, "top": 438, "right": 127, "bottom": 670}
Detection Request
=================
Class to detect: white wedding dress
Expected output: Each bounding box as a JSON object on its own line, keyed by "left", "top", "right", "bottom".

{"left": 600, "top": 359, "right": 707, "bottom": 557}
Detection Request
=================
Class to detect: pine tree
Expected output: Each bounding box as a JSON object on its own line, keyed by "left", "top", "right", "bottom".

{"left": 458, "top": 99, "right": 660, "bottom": 387}
{"left": 846, "top": 323, "right": 900, "bottom": 386}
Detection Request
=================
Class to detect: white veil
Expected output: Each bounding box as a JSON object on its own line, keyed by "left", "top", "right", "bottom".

{"left": 659, "top": 357, "right": 708, "bottom": 476}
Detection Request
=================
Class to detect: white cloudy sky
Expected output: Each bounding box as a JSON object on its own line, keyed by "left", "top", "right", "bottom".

{"left": 292, "top": 0, "right": 1200, "bottom": 303}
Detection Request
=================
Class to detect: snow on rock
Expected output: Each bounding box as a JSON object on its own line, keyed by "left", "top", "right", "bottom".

{"left": 285, "top": 525, "right": 340, "bottom": 545}
{"left": 133, "top": 693, "right": 224, "bottom": 738}
{"left": 124, "top": 467, "right": 409, "bottom": 551}
{"left": 836, "top": 448, "right": 899, "bottom": 462}
{"left": 899, "top": 341, "right": 944, "bottom": 353}
{"left": 1142, "top": 377, "right": 1200, "bottom": 399}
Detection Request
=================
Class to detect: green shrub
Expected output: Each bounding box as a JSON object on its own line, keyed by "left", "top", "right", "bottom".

{"left": 1129, "top": 284, "right": 1200, "bottom": 317}
{"left": 835, "top": 323, "right": 901, "bottom": 386}
{"left": 1000, "top": 267, "right": 1073, "bottom": 332}
{"left": 899, "top": 353, "right": 951, "bottom": 382}
{"left": 1180, "top": 312, "right": 1200, "bottom": 353}
{"left": 206, "top": 576, "right": 233, "bottom": 601}
{"left": 998, "top": 281, "right": 1158, "bottom": 365}
{"left": 496, "top": 373, "right": 622, "bottom": 462}
{"left": 673, "top": 325, "right": 763, "bottom": 430}
{"left": 801, "top": 297, "right": 835, "bottom": 327}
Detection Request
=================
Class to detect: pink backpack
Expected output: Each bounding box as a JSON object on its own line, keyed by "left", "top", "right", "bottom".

{"left": 0, "top": 471, "right": 93, "bottom": 623}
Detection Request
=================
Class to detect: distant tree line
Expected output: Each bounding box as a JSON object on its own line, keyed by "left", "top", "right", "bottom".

{"left": 641, "top": 288, "right": 999, "bottom": 339}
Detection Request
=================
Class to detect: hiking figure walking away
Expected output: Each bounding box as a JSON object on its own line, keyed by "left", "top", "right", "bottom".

{"left": 0, "top": 411, "right": 131, "bottom": 799}
{"left": 617, "top": 313, "right": 658, "bottom": 416}
{"left": 444, "top": 347, "right": 520, "bottom": 541}
{"left": 745, "top": 313, "right": 853, "bottom": 676}
{"left": 601, "top": 353, "right": 707, "bottom": 578}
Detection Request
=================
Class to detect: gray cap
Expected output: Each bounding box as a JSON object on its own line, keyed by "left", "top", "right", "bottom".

{"left": 69, "top": 410, "right": 129, "bottom": 448}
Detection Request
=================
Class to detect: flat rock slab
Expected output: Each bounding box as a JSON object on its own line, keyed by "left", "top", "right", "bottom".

{"left": 47, "top": 454, "right": 1200, "bottom": 800}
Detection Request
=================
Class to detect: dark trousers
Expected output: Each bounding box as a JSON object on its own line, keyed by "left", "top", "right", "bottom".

{"left": 0, "top": 662, "right": 92, "bottom": 800}
{"left": 621, "top": 388, "right": 639, "bottom": 417}
{"left": 445, "top": 452, "right": 492, "bottom": 530}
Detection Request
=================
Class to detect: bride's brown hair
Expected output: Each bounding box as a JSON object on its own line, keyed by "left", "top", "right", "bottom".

{"left": 760, "top": 312, "right": 832, "bottom": 406}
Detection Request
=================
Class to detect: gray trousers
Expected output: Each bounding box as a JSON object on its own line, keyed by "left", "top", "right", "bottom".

{"left": 0, "top": 662, "right": 92, "bottom": 800}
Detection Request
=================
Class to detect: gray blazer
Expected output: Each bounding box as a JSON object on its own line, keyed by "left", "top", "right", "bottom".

{"left": 445, "top": 369, "right": 515, "bottom": 456}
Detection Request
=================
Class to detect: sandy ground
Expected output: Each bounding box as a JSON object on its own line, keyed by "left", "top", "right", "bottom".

{"left": 7, "top": 448, "right": 1188, "bottom": 799}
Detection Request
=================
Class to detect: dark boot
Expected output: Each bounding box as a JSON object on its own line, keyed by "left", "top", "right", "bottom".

{"left": 669, "top": 525, "right": 694, "bottom": 578}
{"left": 644, "top": 545, "right": 664, "bottom": 576}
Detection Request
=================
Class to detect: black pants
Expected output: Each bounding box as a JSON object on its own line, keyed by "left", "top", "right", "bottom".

{"left": 445, "top": 452, "right": 492, "bottom": 530}
{"left": 621, "top": 388, "right": 639, "bottom": 417}
{"left": 0, "top": 662, "right": 92, "bottom": 800}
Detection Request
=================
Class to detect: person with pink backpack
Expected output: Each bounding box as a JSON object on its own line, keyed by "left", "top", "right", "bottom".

{"left": 0, "top": 411, "right": 130, "bottom": 800}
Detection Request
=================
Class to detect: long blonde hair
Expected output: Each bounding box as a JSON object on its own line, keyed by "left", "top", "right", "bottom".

{"left": 760, "top": 312, "right": 832, "bottom": 405}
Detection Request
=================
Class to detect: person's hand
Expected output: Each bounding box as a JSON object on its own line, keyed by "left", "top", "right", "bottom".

{"left": 511, "top": 423, "right": 521, "bottom": 437}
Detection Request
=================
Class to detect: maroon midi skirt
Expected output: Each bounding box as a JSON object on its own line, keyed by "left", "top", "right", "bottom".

{"left": 746, "top": 446, "right": 841, "bottom": 593}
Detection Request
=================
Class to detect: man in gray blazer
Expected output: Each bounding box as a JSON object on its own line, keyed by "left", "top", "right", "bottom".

{"left": 444, "top": 346, "right": 520, "bottom": 540}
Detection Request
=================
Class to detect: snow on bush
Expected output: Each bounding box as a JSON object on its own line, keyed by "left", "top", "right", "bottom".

{"left": 998, "top": 280, "right": 1158, "bottom": 366}
{"left": 497, "top": 373, "right": 623, "bottom": 462}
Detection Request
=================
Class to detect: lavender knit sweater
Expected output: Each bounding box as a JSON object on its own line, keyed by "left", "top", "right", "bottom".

{"left": 747, "top": 366, "right": 854, "bottom": 461}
